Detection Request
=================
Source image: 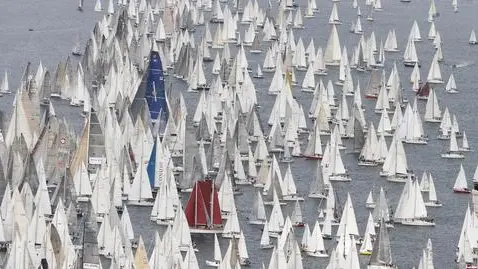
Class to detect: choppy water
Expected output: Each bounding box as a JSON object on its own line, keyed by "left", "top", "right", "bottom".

{"left": 2, "top": 0, "right": 478, "bottom": 268}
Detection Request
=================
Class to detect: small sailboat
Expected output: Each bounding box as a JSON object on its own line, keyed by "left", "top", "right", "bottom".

{"left": 460, "top": 131, "right": 470, "bottom": 152}
{"left": 205, "top": 234, "right": 222, "bottom": 267}
{"left": 77, "top": 0, "right": 84, "bottom": 11}
{"left": 424, "top": 175, "right": 442, "bottom": 207}
{"left": 259, "top": 221, "right": 274, "bottom": 249}
{"left": 253, "top": 64, "right": 263, "bottom": 79}
{"left": 72, "top": 35, "right": 83, "bottom": 56}
{"left": 445, "top": 73, "right": 459, "bottom": 93}
{"left": 453, "top": 164, "right": 471, "bottom": 193}
{"left": 469, "top": 29, "right": 477, "bottom": 45}
{"left": 291, "top": 199, "right": 305, "bottom": 227}
{"left": 365, "top": 190, "right": 375, "bottom": 209}
{"left": 441, "top": 131, "right": 465, "bottom": 159}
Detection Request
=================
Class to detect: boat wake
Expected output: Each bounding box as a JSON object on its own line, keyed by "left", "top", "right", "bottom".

{"left": 447, "top": 61, "right": 475, "bottom": 68}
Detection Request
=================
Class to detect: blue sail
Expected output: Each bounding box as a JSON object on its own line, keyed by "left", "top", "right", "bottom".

{"left": 145, "top": 51, "right": 168, "bottom": 122}
{"left": 147, "top": 140, "right": 157, "bottom": 188}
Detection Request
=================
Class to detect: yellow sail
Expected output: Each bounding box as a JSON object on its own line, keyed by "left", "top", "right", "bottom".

{"left": 70, "top": 116, "right": 90, "bottom": 176}
{"left": 134, "top": 236, "right": 150, "bottom": 269}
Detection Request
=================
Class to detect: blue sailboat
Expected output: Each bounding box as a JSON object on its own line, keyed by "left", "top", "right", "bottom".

{"left": 145, "top": 50, "right": 168, "bottom": 123}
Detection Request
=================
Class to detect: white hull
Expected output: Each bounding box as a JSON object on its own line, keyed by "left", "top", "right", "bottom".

{"left": 425, "top": 118, "right": 441, "bottom": 123}
{"left": 308, "top": 193, "right": 327, "bottom": 199}
{"left": 205, "top": 260, "right": 220, "bottom": 267}
{"left": 403, "top": 138, "right": 427, "bottom": 145}
{"left": 189, "top": 227, "right": 224, "bottom": 234}
{"left": 156, "top": 219, "right": 175, "bottom": 225}
{"left": 424, "top": 201, "right": 443, "bottom": 207}
{"left": 382, "top": 173, "right": 408, "bottom": 183}
{"left": 306, "top": 251, "right": 329, "bottom": 257}
{"left": 329, "top": 175, "right": 352, "bottom": 182}
{"left": 358, "top": 160, "right": 379, "bottom": 167}
{"left": 441, "top": 153, "right": 465, "bottom": 159}
{"left": 428, "top": 79, "right": 444, "bottom": 84}
{"left": 269, "top": 232, "right": 282, "bottom": 238}
{"left": 368, "top": 265, "right": 398, "bottom": 269}
{"left": 260, "top": 244, "right": 274, "bottom": 249}
{"left": 127, "top": 200, "right": 154, "bottom": 207}
{"left": 222, "top": 233, "right": 240, "bottom": 239}
{"left": 181, "top": 188, "right": 193, "bottom": 193}
{"left": 248, "top": 219, "right": 267, "bottom": 225}
{"left": 77, "top": 196, "right": 90, "bottom": 202}
{"left": 282, "top": 195, "right": 304, "bottom": 201}
{"left": 235, "top": 179, "right": 253, "bottom": 185}
{"left": 366, "top": 203, "right": 376, "bottom": 209}
{"left": 398, "top": 219, "right": 435, "bottom": 226}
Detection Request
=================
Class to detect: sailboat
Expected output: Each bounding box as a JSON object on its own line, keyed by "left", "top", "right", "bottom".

{"left": 367, "top": 219, "right": 398, "bottom": 269}
{"left": 469, "top": 29, "right": 477, "bottom": 45}
{"left": 441, "top": 131, "right": 465, "bottom": 159}
{"left": 184, "top": 179, "right": 224, "bottom": 233}
{"left": 424, "top": 175, "right": 442, "bottom": 207}
{"left": 77, "top": 0, "right": 84, "bottom": 11}
{"left": 145, "top": 50, "right": 169, "bottom": 126}
{"left": 72, "top": 35, "right": 82, "bottom": 56}
{"left": 445, "top": 73, "right": 459, "bottom": 93}
{"left": 460, "top": 131, "right": 470, "bottom": 152}
{"left": 206, "top": 234, "right": 222, "bottom": 267}
{"left": 253, "top": 64, "right": 263, "bottom": 79}
{"left": 453, "top": 164, "right": 471, "bottom": 193}
{"left": 260, "top": 221, "right": 274, "bottom": 249}
{"left": 416, "top": 82, "right": 430, "bottom": 100}
{"left": 394, "top": 176, "right": 435, "bottom": 226}
{"left": 365, "top": 191, "right": 375, "bottom": 209}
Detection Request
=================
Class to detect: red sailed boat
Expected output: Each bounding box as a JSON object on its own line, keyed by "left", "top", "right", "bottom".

{"left": 416, "top": 82, "right": 430, "bottom": 100}
{"left": 184, "top": 180, "right": 224, "bottom": 233}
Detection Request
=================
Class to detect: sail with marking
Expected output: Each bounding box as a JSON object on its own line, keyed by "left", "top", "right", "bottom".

{"left": 145, "top": 50, "right": 168, "bottom": 123}
{"left": 369, "top": 219, "right": 395, "bottom": 267}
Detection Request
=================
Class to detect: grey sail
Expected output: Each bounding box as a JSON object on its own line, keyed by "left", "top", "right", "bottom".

{"left": 369, "top": 219, "right": 395, "bottom": 266}
{"left": 309, "top": 163, "right": 326, "bottom": 196}
{"left": 352, "top": 108, "right": 365, "bottom": 153}
{"left": 365, "top": 69, "right": 382, "bottom": 97}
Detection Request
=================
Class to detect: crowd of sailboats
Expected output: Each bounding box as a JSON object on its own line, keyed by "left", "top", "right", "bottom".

{"left": 1, "top": 0, "right": 478, "bottom": 266}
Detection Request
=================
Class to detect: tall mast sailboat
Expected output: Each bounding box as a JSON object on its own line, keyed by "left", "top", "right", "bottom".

{"left": 144, "top": 48, "right": 169, "bottom": 135}
{"left": 184, "top": 179, "right": 224, "bottom": 233}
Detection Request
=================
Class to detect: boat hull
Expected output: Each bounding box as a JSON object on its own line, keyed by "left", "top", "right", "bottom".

{"left": 304, "top": 155, "right": 323, "bottom": 160}
{"left": 366, "top": 203, "right": 376, "bottom": 209}
{"left": 453, "top": 188, "right": 471, "bottom": 194}
{"left": 205, "top": 260, "right": 220, "bottom": 267}
{"left": 399, "top": 219, "right": 435, "bottom": 226}
{"left": 424, "top": 201, "right": 443, "bottom": 207}
{"left": 127, "top": 200, "right": 154, "bottom": 207}
{"left": 308, "top": 193, "right": 327, "bottom": 199}
{"left": 260, "top": 244, "right": 274, "bottom": 249}
{"left": 189, "top": 227, "right": 224, "bottom": 234}
{"left": 441, "top": 153, "right": 465, "bottom": 159}
{"left": 306, "top": 251, "right": 329, "bottom": 257}
{"left": 329, "top": 175, "right": 352, "bottom": 182}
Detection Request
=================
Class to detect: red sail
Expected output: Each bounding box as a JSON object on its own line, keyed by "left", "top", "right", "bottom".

{"left": 185, "top": 182, "right": 208, "bottom": 226}
{"left": 417, "top": 82, "right": 430, "bottom": 97}
{"left": 211, "top": 186, "right": 222, "bottom": 225}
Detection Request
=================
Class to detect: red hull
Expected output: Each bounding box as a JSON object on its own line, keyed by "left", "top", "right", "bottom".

{"left": 305, "top": 155, "right": 323, "bottom": 160}
{"left": 365, "top": 95, "right": 378, "bottom": 99}
{"left": 294, "top": 223, "right": 305, "bottom": 227}
{"left": 453, "top": 188, "right": 471, "bottom": 194}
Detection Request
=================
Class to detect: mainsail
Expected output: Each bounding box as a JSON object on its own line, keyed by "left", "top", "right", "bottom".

{"left": 369, "top": 219, "right": 395, "bottom": 266}
{"left": 145, "top": 50, "right": 168, "bottom": 123}
{"left": 184, "top": 180, "right": 223, "bottom": 228}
